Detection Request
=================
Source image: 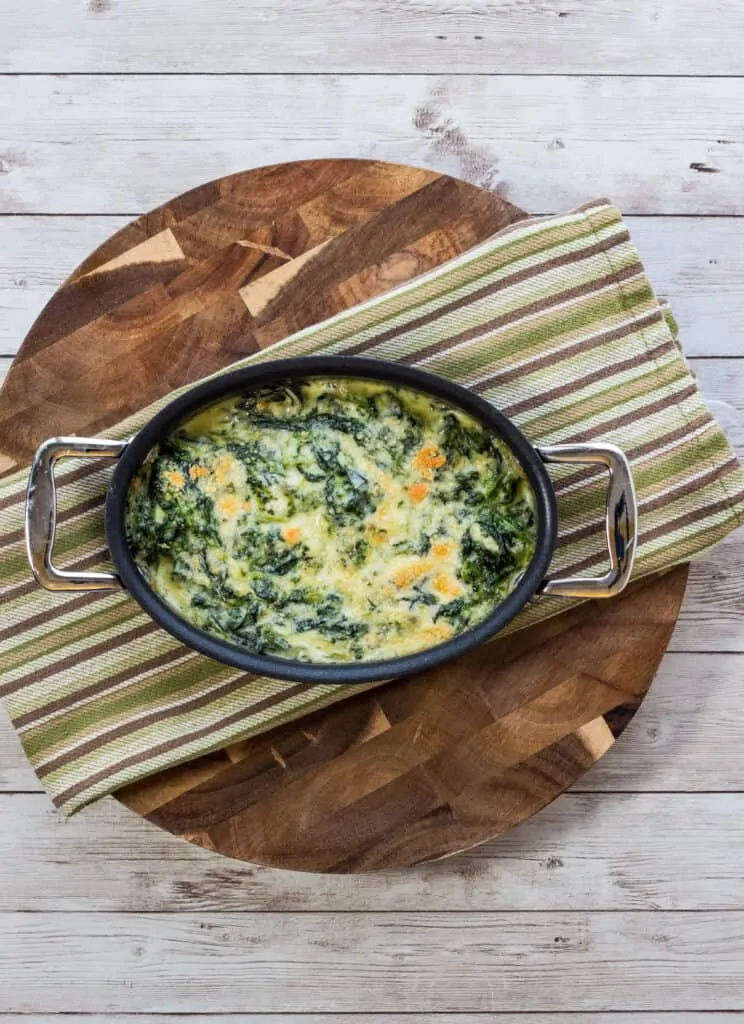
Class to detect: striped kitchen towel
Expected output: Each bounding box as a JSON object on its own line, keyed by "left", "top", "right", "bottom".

{"left": 1, "top": 199, "right": 743, "bottom": 815}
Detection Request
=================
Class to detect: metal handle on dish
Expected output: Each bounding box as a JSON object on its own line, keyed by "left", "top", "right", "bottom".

{"left": 537, "top": 442, "right": 637, "bottom": 599}
{"left": 25, "top": 437, "right": 127, "bottom": 592}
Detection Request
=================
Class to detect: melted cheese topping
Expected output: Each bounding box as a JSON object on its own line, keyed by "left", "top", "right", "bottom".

{"left": 125, "top": 378, "right": 537, "bottom": 663}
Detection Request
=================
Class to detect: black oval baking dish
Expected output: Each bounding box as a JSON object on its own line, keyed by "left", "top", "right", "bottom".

{"left": 25, "top": 356, "right": 637, "bottom": 685}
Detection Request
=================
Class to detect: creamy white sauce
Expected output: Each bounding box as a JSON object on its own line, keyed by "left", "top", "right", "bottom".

{"left": 125, "top": 378, "right": 537, "bottom": 663}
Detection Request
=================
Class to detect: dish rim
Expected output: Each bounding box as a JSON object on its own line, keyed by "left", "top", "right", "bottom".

{"left": 105, "top": 356, "right": 558, "bottom": 684}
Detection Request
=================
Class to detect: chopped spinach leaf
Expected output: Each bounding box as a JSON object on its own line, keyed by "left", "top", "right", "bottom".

{"left": 125, "top": 377, "right": 537, "bottom": 663}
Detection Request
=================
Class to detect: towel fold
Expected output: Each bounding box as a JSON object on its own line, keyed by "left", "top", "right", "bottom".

{"left": 1, "top": 199, "right": 742, "bottom": 815}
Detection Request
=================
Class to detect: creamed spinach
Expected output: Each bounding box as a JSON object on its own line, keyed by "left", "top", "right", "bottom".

{"left": 125, "top": 378, "right": 537, "bottom": 663}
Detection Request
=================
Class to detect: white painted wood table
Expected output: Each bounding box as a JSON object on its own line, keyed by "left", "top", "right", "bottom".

{"left": 1, "top": 2, "right": 743, "bottom": 1019}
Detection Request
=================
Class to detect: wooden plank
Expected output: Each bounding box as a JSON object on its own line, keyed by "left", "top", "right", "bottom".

{"left": 1, "top": 76, "right": 743, "bottom": 215}
{"left": 671, "top": 530, "right": 744, "bottom": 652}
{"left": 1, "top": 911, "right": 743, "bottom": 1012}
{"left": 692, "top": 359, "right": 744, "bottom": 451}
{"left": 0, "top": 1017, "right": 739, "bottom": 1024}
{"left": 3, "top": 0, "right": 744, "bottom": 75}
{"left": 1, "top": 791, "right": 744, "bottom": 912}
{"left": 629, "top": 218, "right": 744, "bottom": 358}
{"left": 2, "top": 216, "right": 744, "bottom": 356}
{"left": 0, "top": 357, "right": 10, "bottom": 387}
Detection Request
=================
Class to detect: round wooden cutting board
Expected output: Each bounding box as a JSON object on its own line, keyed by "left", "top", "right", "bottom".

{"left": 0, "top": 159, "right": 689, "bottom": 872}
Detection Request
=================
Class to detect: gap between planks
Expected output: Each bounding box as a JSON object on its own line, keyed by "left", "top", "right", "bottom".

{"left": 5, "top": 73, "right": 744, "bottom": 78}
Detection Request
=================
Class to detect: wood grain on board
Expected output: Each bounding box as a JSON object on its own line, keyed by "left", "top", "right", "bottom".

{"left": 0, "top": 159, "right": 517, "bottom": 468}
{"left": 1, "top": 76, "right": 742, "bottom": 215}
{"left": 4, "top": 0, "right": 744, "bottom": 75}
{"left": 0, "top": 159, "right": 689, "bottom": 871}
{"left": 5, "top": 646, "right": 743, "bottom": 797}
